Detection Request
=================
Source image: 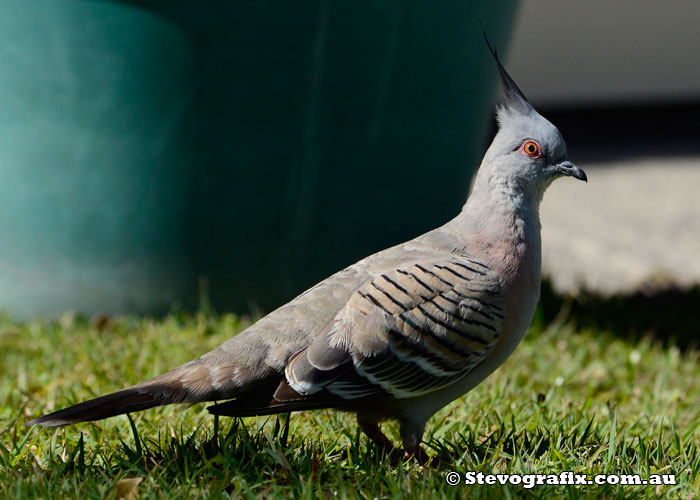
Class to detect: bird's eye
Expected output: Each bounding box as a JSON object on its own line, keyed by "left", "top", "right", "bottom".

{"left": 519, "top": 140, "right": 542, "bottom": 158}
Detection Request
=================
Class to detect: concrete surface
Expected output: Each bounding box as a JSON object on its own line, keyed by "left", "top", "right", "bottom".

{"left": 541, "top": 155, "right": 700, "bottom": 295}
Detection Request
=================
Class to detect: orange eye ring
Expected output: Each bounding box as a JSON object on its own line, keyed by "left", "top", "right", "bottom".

{"left": 520, "top": 140, "right": 542, "bottom": 158}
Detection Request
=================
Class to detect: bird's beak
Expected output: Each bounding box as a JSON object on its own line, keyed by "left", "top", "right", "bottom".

{"left": 556, "top": 161, "right": 587, "bottom": 182}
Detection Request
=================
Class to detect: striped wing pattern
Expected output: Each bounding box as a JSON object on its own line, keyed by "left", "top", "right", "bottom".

{"left": 327, "top": 257, "right": 505, "bottom": 399}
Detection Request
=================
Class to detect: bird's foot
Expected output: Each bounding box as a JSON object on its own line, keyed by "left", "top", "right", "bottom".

{"left": 358, "top": 416, "right": 439, "bottom": 466}
{"left": 402, "top": 444, "right": 440, "bottom": 467}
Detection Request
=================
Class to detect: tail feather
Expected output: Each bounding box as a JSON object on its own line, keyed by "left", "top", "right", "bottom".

{"left": 27, "top": 386, "right": 169, "bottom": 427}
{"left": 27, "top": 358, "right": 288, "bottom": 427}
{"left": 27, "top": 370, "right": 199, "bottom": 427}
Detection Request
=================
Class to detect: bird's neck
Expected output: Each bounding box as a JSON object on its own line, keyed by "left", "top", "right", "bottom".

{"left": 450, "top": 176, "right": 544, "bottom": 291}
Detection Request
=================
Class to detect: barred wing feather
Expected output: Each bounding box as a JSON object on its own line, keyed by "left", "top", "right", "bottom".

{"left": 285, "top": 257, "right": 505, "bottom": 401}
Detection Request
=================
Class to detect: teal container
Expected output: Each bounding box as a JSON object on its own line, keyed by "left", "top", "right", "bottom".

{"left": 0, "top": 0, "right": 518, "bottom": 317}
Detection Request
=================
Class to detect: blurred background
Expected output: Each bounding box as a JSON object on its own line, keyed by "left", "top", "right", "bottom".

{"left": 0, "top": 0, "right": 698, "bottom": 323}
{"left": 509, "top": 0, "right": 700, "bottom": 299}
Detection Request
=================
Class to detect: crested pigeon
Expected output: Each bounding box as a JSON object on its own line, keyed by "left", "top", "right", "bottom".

{"left": 28, "top": 40, "right": 586, "bottom": 465}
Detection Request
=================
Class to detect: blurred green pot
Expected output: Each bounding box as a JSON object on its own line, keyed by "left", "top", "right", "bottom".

{"left": 0, "top": 0, "right": 518, "bottom": 317}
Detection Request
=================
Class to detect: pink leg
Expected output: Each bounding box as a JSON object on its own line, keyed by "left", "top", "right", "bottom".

{"left": 357, "top": 415, "right": 396, "bottom": 455}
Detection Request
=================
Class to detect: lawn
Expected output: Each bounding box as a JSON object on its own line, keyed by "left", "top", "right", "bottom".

{"left": 1, "top": 295, "right": 698, "bottom": 499}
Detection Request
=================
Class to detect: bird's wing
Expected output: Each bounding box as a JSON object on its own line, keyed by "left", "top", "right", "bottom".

{"left": 30, "top": 239, "right": 505, "bottom": 425}
{"left": 284, "top": 256, "right": 505, "bottom": 401}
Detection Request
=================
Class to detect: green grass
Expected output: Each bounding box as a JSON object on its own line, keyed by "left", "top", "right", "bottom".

{"left": 1, "top": 306, "right": 699, "bottom": 499}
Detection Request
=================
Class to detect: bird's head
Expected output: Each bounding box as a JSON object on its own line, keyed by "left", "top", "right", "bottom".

{"left": 477, "top": 36, "right": 586, "bottom": 202}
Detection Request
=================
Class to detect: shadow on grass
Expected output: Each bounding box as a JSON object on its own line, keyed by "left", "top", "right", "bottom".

{"left": 537, "top": 279, "right": 700, "bottom": 350}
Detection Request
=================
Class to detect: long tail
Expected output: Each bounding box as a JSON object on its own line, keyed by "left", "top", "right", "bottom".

{"left": 27, "top": 361, "right": 223, "bottom": 427}
{"left": 27, "top": 352, "right": 343, "bottom": 427}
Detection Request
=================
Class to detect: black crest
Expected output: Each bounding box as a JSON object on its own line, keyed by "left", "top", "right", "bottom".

{"left": 480, "top": 24, "right": 534, "bottom": 116}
